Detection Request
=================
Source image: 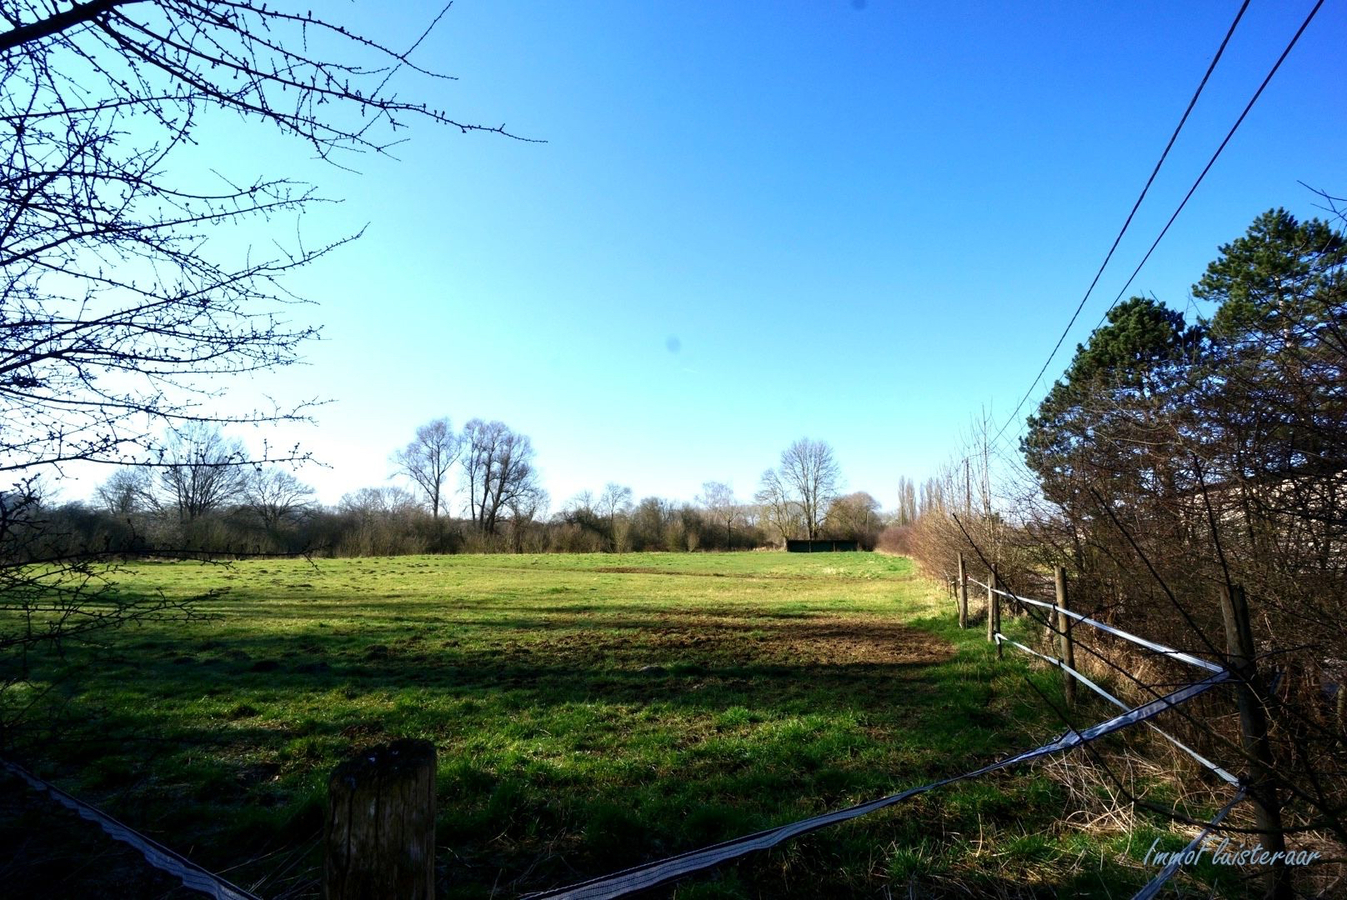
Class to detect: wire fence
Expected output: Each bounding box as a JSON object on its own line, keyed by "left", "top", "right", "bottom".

{"left": 1132, "top": 786, "right": 1249, "bottom": 900}
{"left": 993, "top": 632, "right": 1237, "bottom": 785}
{"left": 974, "top": 577, "right": 1224, "bottom": 673}
{"left": 1, "top": 757, "right": 261, "bottom": 900}
{"left": 959, "top": 568, "right": 1268, "bottom": 897}
{"left": 970, "top": 574, "right": 1242, "bottom": 785}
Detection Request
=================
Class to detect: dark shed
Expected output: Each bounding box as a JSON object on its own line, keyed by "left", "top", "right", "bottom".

{"left": 785, "top": 539, "right": 859, "bottom": 553}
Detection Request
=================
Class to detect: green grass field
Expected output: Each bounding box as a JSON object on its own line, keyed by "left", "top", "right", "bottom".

{"left": 2, "top": 552, "right": 1242, "bottom": 898}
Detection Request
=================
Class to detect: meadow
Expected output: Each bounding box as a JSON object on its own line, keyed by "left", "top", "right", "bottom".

{"left": 1, "top": 552, "right": 1242, "bottom": 898}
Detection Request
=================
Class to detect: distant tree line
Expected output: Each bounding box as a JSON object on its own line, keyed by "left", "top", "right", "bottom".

{"left": 20, "top": 427, "right": 895, "bottom": 559}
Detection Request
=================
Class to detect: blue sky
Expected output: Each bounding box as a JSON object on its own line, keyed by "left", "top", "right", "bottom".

{"left": 65, "top": 0, "right": 1346, "bottom": 513}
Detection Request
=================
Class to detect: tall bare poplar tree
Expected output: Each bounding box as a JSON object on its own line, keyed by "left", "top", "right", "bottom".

{"left": 598, "top": 482, "right": 633, "bottom": 551}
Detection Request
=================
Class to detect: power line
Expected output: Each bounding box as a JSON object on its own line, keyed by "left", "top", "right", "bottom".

{"left": 987, "top": 0, "right": 1252, "bottom": 450}
{"left": 1088, "top": 0, "right": 1327, "bottom": 331}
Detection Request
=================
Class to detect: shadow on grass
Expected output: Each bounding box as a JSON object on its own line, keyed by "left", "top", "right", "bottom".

{"left": 50, "top": 612, "right": 986, "bottom": 725}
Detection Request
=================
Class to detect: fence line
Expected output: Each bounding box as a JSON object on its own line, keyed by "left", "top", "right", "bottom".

{"left": 522, "top": 672, "right": 1230, "bottom": 900}
{"left": 962, "top": 558, "right": 1294, "bottom": 899}
{"left": 1, "top": 757, "right": 261, "bottom": 900}
{"left": 968, "top": 577, "right": 1223, "bottom": 674}
{"left": 994, "top": 633, "right": 1238, "bottom": 784}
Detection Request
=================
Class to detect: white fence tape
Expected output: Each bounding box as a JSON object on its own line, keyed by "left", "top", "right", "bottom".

{"left": 1, "top": 759, "right": 262, "bottom": 900}
{"left": 523, "top": 671, "right": 1231, "bottom": 900}
{"left": 995, "top": 633, "right": 1238, "bottom": 784}
{"left": 968, "top": 578, "right": 1223, "bottom": 674}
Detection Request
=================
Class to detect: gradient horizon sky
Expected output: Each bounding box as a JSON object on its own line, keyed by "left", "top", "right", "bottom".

{"left": 54, "top": 0, "right": 1347, "bottom": 514}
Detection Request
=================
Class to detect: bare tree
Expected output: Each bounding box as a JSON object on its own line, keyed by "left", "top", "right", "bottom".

{"left": 777, "top": 438, "right": 841, "bottom": 540}
{"left": 462, "top": 419, "right": 540, "bottom": 535}
{"left": 336, "top": 485, "right": 425, "bottom": 556}
{"left": 156, "top": 424, "right": 249, "bottom": 524}
{"left": 698, "top": 481, "right": 739, "bottom": 550}
{"left": 568, "top": 490, "right": 596, "bottom": 516}
{"left": 505, "top": 484, "right": 548, "bottom": 554}
{"left": 392, "top": 418, "right": 461, "bottom": 520}
{"left": 754, "top": 468, "right": 798, "bottom": 544}
{"left": 824, "top": 491, "right": 881, "bottom": 547}
{"left": 894, "top": 477, "right": 918, "bottom": 526}
{"left": 244, "top": 467, "right": 315, "bottom": 533}
{"left": 628, "top": 496, "right": 675, "bottom": 550}
{"left": 1, "top": 2, "right": 522, "bottom": 480}
{"left": 339, "top": 486, "right": 421, "bottom": 519}
{"left": 918, "top": 477, "right": 945, "bottom": 517}
{"left": 598, "top": 482, "right": 633, "bottom": 552}
{"left": 0, "top": 0, "right": 524, "bottom": 744}
{"left": 95, "top": 468, "right": 152, "bottom": 516}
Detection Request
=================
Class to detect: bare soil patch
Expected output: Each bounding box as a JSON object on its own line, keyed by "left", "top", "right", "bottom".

{"left": 514, "top": 612, "right": 955, "bottom": 669}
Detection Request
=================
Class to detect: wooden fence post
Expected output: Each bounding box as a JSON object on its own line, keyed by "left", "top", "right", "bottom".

{"left": 957, "top": 553, "right": 969, "bottom": 630}
{"left": 1219, "top": 585, "right": 1290, "bottom": 900}
{"left": 987, "top": 571, "right": 1001, "bottom": 658}
{"left": 326, "top": 739, "right": 437, "bottom": 900}
{"left": 1054, "top": 566, "right": 1075, "bottom": 709}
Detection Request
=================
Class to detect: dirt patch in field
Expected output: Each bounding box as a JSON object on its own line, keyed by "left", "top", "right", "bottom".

{"left": 588, "top": 566, "right": 841, "bottom": 581}
{"left": 646, "top": 615, "right": 952, "bottom": 666}
{"left": 505, "top": 612, "right": 954, "bottom": 669}
{"left": 592, "top": 566, "right": 729, "bottom": 577}
{"left": 755, "top": 618, "right": 950, "bottom": 665}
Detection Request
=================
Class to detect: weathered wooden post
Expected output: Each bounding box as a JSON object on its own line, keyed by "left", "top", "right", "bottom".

{"left": 326, "top": 739, "right": 437, "bottom": 900}
{"left": 957, "top": 553, "right": 969, "bottom": 630}
{"left": 1219, "top": 585, "right": 1290, "bottom": 900}
{"left": 1054, "top": 566, "right": 1075, "bottom": 709}
{"left": 987, "top": 571, "right": 1001, "bottom": 658}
